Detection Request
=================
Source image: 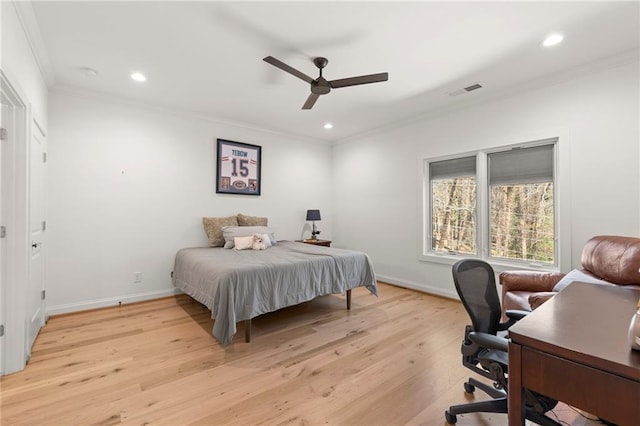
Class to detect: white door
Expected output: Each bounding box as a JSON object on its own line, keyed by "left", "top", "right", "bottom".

{"left": 26, "top": 121, "right": 46, "bottom": 355}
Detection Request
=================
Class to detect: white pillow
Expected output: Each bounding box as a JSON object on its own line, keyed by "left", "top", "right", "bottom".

{"left": 223, "top": 226, "right": 276, "bottom": 249}
{"left": 553, "top": 268, "right": 613, "bottom": 292}
{"left": 234, "top": 235, "right": 254, "bottom": 251}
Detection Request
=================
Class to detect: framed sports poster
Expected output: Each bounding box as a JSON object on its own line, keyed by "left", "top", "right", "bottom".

{"left": 216, "top": 139, "right": 262, "bottom": 195}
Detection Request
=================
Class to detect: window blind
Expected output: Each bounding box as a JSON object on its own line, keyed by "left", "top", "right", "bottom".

{"left": 429, "top": 156, "right": 476, "bottom": 180}
{"left": 488, "top": 144, "right": 554, "bottom": 185}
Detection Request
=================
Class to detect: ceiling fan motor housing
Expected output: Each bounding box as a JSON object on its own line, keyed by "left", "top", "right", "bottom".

{"left": 311, "top": 57, "right": 331, "bottom": 95}
{"left": 311, "top": 78, "right": 331, "bottom": 95}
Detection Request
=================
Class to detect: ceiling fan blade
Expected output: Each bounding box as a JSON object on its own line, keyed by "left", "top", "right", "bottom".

{"left": 329, "top": 72, "right": 389, "bottom": 89}
{"left": 263, "top": 56, "right": 314, "bottom": 84}
{"left": 302, "top": 93, "right": 320, "bottom": 110}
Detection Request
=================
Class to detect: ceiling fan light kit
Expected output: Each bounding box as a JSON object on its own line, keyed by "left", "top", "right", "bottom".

{"left": 263, "top": 56, "right": 388, "bottom": 110}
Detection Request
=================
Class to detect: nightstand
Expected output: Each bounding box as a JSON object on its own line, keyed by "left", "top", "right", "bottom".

{"left": 297, "top": 239, "right": 332, "bottom": 247}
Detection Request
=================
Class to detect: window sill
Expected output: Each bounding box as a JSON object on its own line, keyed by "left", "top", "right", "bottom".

{"left": 418, "top": 252, "right": 560, "bottom": 274}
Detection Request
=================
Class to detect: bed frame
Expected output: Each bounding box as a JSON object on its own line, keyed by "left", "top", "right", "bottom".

{"left": 242, "top": 289, "right": 351, "bottom": 342}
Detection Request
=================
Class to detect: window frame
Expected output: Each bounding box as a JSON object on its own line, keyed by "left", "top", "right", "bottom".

{"left": 421, "top": 137, "right": 562, "bottom": 271}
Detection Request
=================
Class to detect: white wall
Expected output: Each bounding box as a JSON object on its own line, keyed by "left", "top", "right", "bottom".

{"left": 333, "top": 57, "right": 640, "bottom": 299}
{"left": 46, "top": 91, "right": 333, "bottom": 314}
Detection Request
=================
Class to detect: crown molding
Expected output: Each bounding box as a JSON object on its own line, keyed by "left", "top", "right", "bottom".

{"left": 49, "top": 85, "right": 331, "bottom": 146}
{"left": 12, "top": 0, "right": 56, "bottom": 86}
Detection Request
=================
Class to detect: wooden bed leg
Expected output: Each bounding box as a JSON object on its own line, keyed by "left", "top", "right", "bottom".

{"left": 245, "top": 319, "right": 251, "bottom": 343}
{"left": 346, "top": 289, "right": 352, "bottom": 310}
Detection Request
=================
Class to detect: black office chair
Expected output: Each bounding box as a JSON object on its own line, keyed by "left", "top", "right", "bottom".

{"left": 445, "top": 259, "right": 560, "bottom": 425}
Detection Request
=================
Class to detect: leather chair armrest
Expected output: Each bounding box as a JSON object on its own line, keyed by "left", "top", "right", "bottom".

{"left": 498, "top": 270, "right": 566, "bottom": 292}
{"left": 528, "top": 292, "right": 557, "bottom": 310}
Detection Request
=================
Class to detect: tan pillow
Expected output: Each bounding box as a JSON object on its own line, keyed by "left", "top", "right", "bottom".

{"left": 237, "top": 213, "right": 268, "bottom": 226}
{"left": 203, "top": 216, "right": 238, "bottom": 247}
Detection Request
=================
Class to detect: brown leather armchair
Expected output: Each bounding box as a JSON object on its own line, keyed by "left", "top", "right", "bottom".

{"left": 499, "top": 235, "right": 640, "bottom": 319}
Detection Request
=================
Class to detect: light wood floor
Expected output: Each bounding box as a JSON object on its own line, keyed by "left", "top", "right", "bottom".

{"left": 1, "top": 283, "right": 600, "bottom": 425}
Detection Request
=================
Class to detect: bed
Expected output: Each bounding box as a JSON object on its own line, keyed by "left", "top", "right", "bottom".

{"left": 172, "top": 240, "right": 377, "bottom": 346}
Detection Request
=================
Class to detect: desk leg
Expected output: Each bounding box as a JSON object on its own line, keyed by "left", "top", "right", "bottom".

{"left": 508, "top": 342, "right": 525, "bottom": 425}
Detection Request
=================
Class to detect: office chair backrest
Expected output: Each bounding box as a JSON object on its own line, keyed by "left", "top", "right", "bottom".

{"left": 452, "top": 259, "right": 502, "bottom": 335}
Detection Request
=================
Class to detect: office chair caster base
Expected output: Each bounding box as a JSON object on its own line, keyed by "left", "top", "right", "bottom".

{"left": 444, "top": 410, "right": 457, "bottom": 424}
{"left": 464, "top": 382, "right": 475, "bottom": 393}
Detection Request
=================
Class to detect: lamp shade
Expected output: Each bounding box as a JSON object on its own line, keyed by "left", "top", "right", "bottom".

{"left": 306, "top": 209, "right": 321, "bottom": 221}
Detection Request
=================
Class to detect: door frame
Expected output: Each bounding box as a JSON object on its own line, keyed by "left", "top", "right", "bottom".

{"left": 1, "top": 70, "right": 30, "bottom": 375}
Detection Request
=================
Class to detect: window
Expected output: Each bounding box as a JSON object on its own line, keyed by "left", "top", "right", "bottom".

{"left": 430, "top": 156, "right": 477, "bottom": 254}
{"left": 425, "top": 139, "right": 557, "bottom": 265}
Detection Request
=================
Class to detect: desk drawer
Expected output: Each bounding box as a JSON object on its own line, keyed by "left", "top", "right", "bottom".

{"left": 521, "top": 347, "right": 640, "bottom": 426}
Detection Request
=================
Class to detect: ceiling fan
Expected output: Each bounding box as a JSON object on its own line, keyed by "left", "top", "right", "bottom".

{"left": 263, "top": 56, "right": 389, "bottom": 110}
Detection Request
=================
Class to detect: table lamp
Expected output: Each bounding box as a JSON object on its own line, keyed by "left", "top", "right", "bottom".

{"left": 306, "top": 209, "right": 321, "bottom": 240}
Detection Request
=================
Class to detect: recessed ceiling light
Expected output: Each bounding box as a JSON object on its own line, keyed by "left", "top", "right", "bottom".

{"left": 130, "top": 72, "right": 147, "bottom": 82}
{"left": 542, "top": 33, "right": 564, "bottom": 47}
{"left": 324, "top": 123, "right": 333, "bottom": 129}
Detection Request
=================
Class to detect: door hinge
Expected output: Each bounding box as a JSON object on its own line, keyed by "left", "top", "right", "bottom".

{"left": 0, "top": 325, "right": 4, "bottom": 337}
{"left": 41, "top": 290, "right": 46, "bottom": 300}
{"left": 42, "top": 221, "right": 47, "bottom": 231}
{"left": 0, "top": 226, "right": 5, "bottom": 238}
{"left": 43, "top": 152, "right": 47, "bottom": 163}
{"left": 0, "top": 128, "right": 6, "bottom": 140}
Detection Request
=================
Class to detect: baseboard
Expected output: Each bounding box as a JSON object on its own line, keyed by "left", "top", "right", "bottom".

{"left": 46, "top": 277, "right": 459, "bottom": 317}
{"left": 375, "top": 274, "right": 459, "bottom": 301}
{"left": 46, "top": 288, "right": 183, "bottom": 317}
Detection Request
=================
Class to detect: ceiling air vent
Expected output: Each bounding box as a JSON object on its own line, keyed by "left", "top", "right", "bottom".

{"left": 464, "top": 83, "right": 483, "bottom": 92}
{"left": 448, "top": 82, "right": 483, "bottom": 97}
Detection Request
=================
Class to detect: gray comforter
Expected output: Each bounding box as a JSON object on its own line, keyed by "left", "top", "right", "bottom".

{"left": 172, "top": 241, "right": 377, "bottom": 346}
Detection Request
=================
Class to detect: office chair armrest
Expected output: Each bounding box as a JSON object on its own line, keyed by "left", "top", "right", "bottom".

{"left": 505, "top": 309, "right": 529, "bottom": 321}
{"left": 468, "top": 331, "right": 508, "bottom": 353}
{"left": 496, "top": 309, "right": 530, "bottom": 331}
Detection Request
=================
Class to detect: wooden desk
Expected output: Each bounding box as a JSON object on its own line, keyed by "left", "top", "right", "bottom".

{"left": 508, "top": 282, "right": 640, "bottom": 426}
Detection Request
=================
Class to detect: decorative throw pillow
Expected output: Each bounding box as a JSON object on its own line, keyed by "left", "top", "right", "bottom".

{"left": 203, "top": 216, "right": 239, "bottom": 247}
{"left": 252, "top": 233, "right": 268, "bottom": 250}
{"left": 234, "top": 235, "right": 254, "bottom": 250}
{"left": 552, "top": 268, "right": 613, "bottom": 292}
{"left": 237, "top": 213, "right": 268, "bottom": 226}
{"left": 261, "top": 233, "right": 273, "bottom": 248}
{"left": 222, "top": 226, "right": 276, "bottom": 249}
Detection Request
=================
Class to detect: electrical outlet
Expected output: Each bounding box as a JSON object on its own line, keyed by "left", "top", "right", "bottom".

{"left": 133, "top": 272, "right": 142, "bottom": 284}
